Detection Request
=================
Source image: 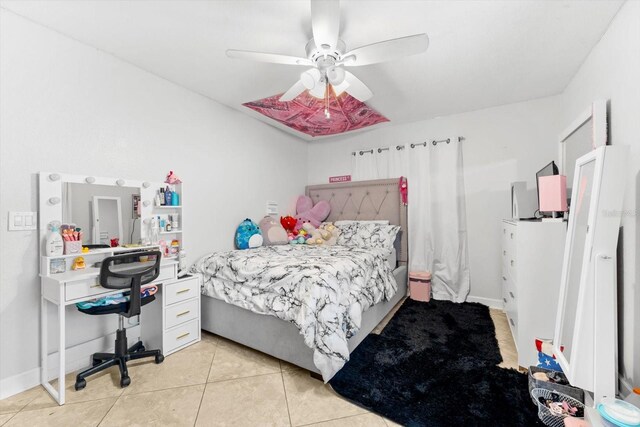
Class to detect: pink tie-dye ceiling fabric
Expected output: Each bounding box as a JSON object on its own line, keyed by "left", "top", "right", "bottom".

{"left": 243, "top": 91, "right": 389, "bottom": 137}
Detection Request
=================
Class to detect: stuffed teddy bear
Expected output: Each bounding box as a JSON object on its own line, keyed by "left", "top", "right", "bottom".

{"left": 235, "top": 218, "right": 263, "bottom": 249}
{"left": 294, "top": 196, "right": 330, "bottom": 228}
{"left": 259, "top": 216, "right": 288, "bottom": 246}
{"left": 318, "top": 222, "right": 340, "bottom": 246}
{"left": 303, "top": 223, "right": 334, "bottom": 245}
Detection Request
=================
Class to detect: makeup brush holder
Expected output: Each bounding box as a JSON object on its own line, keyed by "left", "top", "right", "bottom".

{"left": 64, "top": 241, "right": 83, "bottom": 255}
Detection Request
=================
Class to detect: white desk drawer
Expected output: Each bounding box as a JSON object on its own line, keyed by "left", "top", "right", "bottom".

{"left": 164, "top": 318, "right": 199, "bottom": 354}
{"left": 165, "top": 276, "right": 199, "bottom": 306}
{"left": 66, "top": 278, "right": 109, "bottom": 302}
{"left": 165, "top": 298, "right": 199, "bottom": 330}
{"left": 157, "top": 263, "right": 177, "bottom": 283}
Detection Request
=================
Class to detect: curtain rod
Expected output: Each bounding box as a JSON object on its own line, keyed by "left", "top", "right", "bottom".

{"left": 351, "top": 136, "right": 464, "bottom": 156}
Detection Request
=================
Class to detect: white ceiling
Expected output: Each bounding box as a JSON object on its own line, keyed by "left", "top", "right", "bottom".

{"left": 1, "top": 0, "right": 624, "bottom": 141}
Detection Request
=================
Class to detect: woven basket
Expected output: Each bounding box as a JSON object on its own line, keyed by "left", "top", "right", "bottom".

{"left": 530, "top": 388, "right": 585, "bottom": 427}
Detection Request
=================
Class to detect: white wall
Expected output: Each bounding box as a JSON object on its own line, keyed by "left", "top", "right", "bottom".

{"left": 0, "top": 9, "right": 307, "bottom": 392}
{"left": 308, "top": 96, "right": 563, "bottom": 306}
{"left": 560, "top": 0, "right": 640, "bottom": 392}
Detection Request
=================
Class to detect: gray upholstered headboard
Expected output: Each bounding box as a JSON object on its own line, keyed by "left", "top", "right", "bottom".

{"left": 306, "top": 178, "right": 408, "bottom": 266}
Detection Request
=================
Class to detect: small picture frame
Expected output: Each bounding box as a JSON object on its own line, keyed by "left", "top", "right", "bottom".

{"left": 50, "top": 258, "right": 66, "bottom": 274}
{"left": 132, "top": 194, "right": 141, "bottom": 218}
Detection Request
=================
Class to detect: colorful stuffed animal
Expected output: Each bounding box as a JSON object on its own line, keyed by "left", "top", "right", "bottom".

{"left": 259, "top": 216, "right": 288, "bottom": 246}
{"left": 165, "top": 170, "right": 182, "bottom": 184}
{"left": 303, "top": 223, "right": 328, "bottom": 245}
{"left": 318, "top": 222, "right": 340, "bottom": 246}
{"left": 294, "top": 196, "right": 331, "bottom": 228}
{"left": 235, "top": 218, "right": 263, "bottom": 250}
{"left": 280, "top": 215, "right": 297, "bottom": 232}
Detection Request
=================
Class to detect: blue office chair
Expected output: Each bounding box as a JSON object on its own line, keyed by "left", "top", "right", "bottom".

{"left": 74, "top": 251, "right": 165, "bottom": 390}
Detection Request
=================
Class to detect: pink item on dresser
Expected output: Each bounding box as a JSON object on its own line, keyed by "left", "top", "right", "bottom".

{"left": 538, "top": 175, "right": 568, "bottom": 213}
{"left": 409, "top": 271, "right": 432, "bottom": 302}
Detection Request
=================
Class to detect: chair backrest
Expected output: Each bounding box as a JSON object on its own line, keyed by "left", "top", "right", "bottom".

{"left": 99, "top": 251, "right": 162, "bottom": 318}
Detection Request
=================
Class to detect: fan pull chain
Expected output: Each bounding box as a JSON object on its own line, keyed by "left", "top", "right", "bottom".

{"left": 324, "top": 78, "right": 331, "bottom": 119}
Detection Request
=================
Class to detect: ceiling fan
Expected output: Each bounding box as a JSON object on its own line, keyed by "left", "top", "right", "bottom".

{"left": 226, "top": 0, "right": 428, "bottom": 116}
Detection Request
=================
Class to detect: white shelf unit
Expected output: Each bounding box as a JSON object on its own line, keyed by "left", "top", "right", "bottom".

{"left": 501, "top": 219, "right": 566, "bottom": 368}
{"left": 149, "top": 182, "right": 183, "bottom": 263}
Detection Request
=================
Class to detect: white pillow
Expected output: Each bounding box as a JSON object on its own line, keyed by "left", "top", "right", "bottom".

{"left": 334, "top": 220, "right": 390, "bottom": 225}
{"left": 337, "top": 222, "right": 400, "bottom": 251}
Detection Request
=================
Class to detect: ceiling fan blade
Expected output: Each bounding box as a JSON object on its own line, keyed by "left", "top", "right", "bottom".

{"left": 226, "top": 49, "right": 312, "bottom": 66}
{"left": 341, "top": 33, "right": 429, "bottom": 67}
{"left": 310, "top": 0, "right": 340, "bottom": 52}
{"left": 279, "top": 81, "right": 307, "bottom": 102}
{"left": 343, "top": 71, "right": 373, "bottom": 102}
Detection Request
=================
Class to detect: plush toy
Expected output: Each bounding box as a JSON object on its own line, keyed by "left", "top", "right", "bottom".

{"left": 280, "top": 215, "right": 297, "bottom": 232}
{"left": 295, "top": 196, "right": 331, "bottom": 228}
{"left": 302, "top": 223, "right": 325, "bottom": 245}
{"left": 258, "top": 216, "right": 288, "bottom": 246}
{"left": 318, "top": 222, "right": 340, "bottom": 246}
{"left": 72, "top": 256, "right": 86, "bottom": 270}
{"left": 165, "top": 170, "right": 182, "bottom": 184}
{"left": 235, "top": 218, "right": 263, "bottom": 250}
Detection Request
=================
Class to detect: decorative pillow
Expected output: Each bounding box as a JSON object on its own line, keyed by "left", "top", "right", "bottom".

{"left": 337, "top": 222, "right": 400, "bottom": 250}
{"left": 259, "top": 216, "right": 288, "bottom": 246}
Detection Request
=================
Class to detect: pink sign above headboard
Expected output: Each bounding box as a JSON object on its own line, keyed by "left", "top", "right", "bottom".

{"left": 329, "top": 175, "right": 351, "bottom": 183}
{"left": 243, "top": 91, "right": 389, "bottom": 137}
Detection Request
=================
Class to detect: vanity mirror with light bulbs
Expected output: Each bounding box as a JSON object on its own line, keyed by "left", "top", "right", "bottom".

{"left": 38, "top": 172, "right": 198, "bottom": 406}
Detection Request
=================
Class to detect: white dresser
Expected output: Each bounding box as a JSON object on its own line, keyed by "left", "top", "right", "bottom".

{"left": 501, "top": 219, "right": 566, "bottom": 368}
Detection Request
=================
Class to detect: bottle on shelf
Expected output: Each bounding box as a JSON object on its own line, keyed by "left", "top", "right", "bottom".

{"left": 164, "top": 186, "right": 172, "bottom": 206}
{"left": 160, "top": 188, "right": 166, "bottom": 206}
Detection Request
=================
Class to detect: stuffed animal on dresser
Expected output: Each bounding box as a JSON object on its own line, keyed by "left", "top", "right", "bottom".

{"left": 258, "top": 216, "right": 288, "bottom": 246}
{"left": 235, "top": 218, "right": 263, "bottom": 250}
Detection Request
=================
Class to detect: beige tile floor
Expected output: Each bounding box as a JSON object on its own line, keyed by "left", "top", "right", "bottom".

{"left": 0, "top": 308, "right": 518, "bottom": 427}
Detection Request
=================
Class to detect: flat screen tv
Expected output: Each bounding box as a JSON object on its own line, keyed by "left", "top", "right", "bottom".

{"left": 536, "top": 161, "right": 559, "bottom": 217}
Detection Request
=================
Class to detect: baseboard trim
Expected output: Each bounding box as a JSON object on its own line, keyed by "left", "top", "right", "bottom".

{"left": 466, "top": 295, "right": 504, "bottom": 310}
{"left": 0, "top": 325, "right": 140, "bottom": 400}
{"left": 0, "top": 368, "right": 41, "bottom": 400}
{"left": 619, "top": 375, "right": 633, "bottom": 397}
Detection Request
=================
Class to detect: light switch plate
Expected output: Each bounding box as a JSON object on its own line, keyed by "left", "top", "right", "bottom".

{"left": 8, "top": 211, "right": 37, "bottom": 231}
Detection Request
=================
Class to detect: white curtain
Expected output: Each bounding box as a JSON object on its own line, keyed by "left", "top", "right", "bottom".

{"left": 352, "top": 138, "right": 470, "bottom": 302}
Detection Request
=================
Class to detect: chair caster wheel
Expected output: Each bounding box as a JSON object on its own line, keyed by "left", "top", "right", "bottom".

{"left": 74, "top": 379, "right": 86, "bottom": 391}
{"left": 155, "top": 354, "right": 164, "bottom": 364}
{"left": 120, "top": 376, "right": 131, "bottom": 388}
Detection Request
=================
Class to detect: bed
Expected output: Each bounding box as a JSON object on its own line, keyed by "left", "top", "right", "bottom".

{"left": 194, "top": 179, "right": 408, "bottom": 380}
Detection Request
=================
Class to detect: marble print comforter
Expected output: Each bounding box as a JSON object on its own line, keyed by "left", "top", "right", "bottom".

{"left": 190, "top": 245, "right": 398, "bottom": 381}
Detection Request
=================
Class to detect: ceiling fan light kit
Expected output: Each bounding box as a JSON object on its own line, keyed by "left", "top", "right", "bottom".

{"left": 228, "top": 0, "right": 428, "bottom": 122}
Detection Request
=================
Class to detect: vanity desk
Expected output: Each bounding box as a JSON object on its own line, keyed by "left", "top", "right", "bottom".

{"left": 39, "top": 172, "right": 199, "bottom": 405}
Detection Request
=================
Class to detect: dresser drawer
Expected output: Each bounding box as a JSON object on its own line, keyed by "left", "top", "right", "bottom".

{"left": 65, "top": 278, "right": 110, "bottom": 302}
{"left": 165, "top": 298, "right": 199, "bottom": 330}
{"left": 506, "top": 311, "right": 518, "bottom": 343}
{"left": 165, "top": 276, "right": 199, "bottom": 306}
{"left": 164, "top": 318, "right": 199, "bottom": 354}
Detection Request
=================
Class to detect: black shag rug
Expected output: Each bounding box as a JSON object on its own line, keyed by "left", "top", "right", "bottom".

{"left": 329, "top": 299, "right": 543, "bottom": 427}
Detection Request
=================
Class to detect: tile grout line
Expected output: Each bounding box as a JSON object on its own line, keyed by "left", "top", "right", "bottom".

{"left": 0, "top": 412, "right": 18, "bottom": 426}
{"left": 96, "top": 393, "right": 122, "bottom": 427}
{"left": 279, "top": 364, "right": 293, "bottom": 427}
{"left": 296, "top": 412, "right": 378, "bottom": 427}
{"left": 193, "top": 341, "right": 219, "bottom": 426}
